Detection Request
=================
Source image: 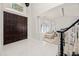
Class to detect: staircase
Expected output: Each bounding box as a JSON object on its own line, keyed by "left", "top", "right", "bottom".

{"left": 57, "top": 19, "right": 79, "bottom": 56}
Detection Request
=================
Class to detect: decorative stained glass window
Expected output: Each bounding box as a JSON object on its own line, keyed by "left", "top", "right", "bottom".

{"left": 12, "top": 3, "right": 23, "bottom": 12}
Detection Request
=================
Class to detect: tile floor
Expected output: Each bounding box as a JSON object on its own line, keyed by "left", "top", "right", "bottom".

{"left": 1, "top": 39, "right": 58, "bottom": 56}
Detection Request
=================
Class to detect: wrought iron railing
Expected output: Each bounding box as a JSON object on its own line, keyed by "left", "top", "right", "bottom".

{"left": 57, "top": 19, "right": 79, "bottom": 56}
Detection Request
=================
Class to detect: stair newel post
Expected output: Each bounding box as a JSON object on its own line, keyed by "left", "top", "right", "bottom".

{"left": 60, "top": 32, "right": 64, "bottom": 56}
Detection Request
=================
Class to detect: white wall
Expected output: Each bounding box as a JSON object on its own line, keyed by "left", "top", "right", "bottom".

{"left": 0, "top": 4, "right": 3, "bottom": 55}
{"left": 2, "top": 3, "right": 27, "bottom": 17}
{"left": 0, "top": 3, "right": 31, "bottom": 55}
{"left": 31, "top": 3, "right": 79, "bottom": 41}
{"left": 39, "top": 3, "right": 79, "bottom": 31}
{"left": 31, "top": 3, "right": 63, "bottom": 16}
{"left": 30, "top": 3, "right": 63, "bottom": 40}
{"left": 54, "top": 16, "right": 79, "bottom": 30}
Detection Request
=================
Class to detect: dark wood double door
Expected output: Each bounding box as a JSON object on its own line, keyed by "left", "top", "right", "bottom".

{"left": 4, "top": 11, "right": 27, "bottom": 45}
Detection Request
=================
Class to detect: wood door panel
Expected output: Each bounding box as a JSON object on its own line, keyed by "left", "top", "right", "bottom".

{"left": 4, "top": 11, "right": 27, "bottom": 45}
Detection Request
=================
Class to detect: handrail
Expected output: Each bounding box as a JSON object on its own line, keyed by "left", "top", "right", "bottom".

{"left": 57, "top": 19, "right": 79, "bottom": 56}
{"left": 57, "top": 19, "right": 79, "bottom": 33}
{"left": 64, "top": 19, "right": 79, "bottom": 32}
